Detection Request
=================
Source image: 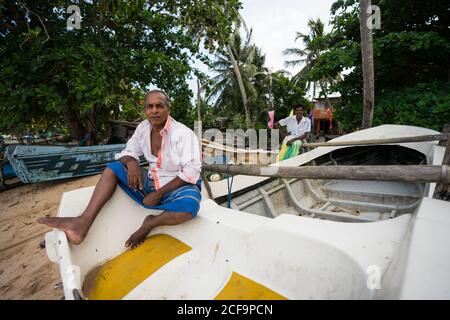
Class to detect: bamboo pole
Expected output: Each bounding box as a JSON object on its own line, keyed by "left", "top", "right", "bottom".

{"left": 303, "top": 133, "right": 449, "bottom": 148}
{"left": 202, "top": 164, "right": 450, "bottom": 184}
{"left": 201, "top": 171, "right": 214, "bottom": 200}
{"left": 202, "top": 138, "right": 276, "bottom": 155}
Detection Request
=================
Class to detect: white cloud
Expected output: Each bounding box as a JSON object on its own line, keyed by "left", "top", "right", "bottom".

{"left": 240, "top": 0, "right": 335, "bottom": 75}
{"left": 187, "top": 0, "right": 336, "bottom": 101}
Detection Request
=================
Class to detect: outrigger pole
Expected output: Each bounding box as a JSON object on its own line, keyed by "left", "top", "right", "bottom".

{"left": 302, "top": 133, "right": 448, "bottom": 148}
{"left": 202, "top": 164, "right": 450, "bottom": 184}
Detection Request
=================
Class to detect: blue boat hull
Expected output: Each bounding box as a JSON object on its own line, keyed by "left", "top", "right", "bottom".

{"left": 3, "top": 163, "right": 16, "bottom": 179}
{"left": 6, "top": 144, "right": 147, "bottom": 183}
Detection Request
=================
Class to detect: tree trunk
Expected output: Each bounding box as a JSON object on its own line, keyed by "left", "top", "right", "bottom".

{"left": 269, "top": 72, "right": 274, "bottom": 109}
{"left": 227, "top": 44, "right": 252, "bottom": 128}
{"left": 312, "top": 82, "right": 316, "bottom": 100}
{"left": 319, "top": 80, "right": 331, "bottom": 108}
{"left": 360, "top": 0, "right": 375, "bottom": 129}
{"left": 63, "top": 107, "right": 85, "bottom": 140}
{"left": 196, "top": 78, "right": 202, "bottom": 141}
{"left": 86, "top": 107, "right": 97, "bottom": 146}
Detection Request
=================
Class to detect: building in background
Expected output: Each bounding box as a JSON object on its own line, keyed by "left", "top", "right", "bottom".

{"left": 310, "top": 94, "right": 342, "bottom": 137}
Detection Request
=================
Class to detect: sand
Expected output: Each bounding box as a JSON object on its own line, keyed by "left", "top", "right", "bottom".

{"left": 0, "top": 174, "right": 101, "bottom": 300}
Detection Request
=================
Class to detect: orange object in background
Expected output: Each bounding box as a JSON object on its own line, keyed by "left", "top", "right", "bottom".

{"left": 312, "top": 106, "right": 335, "bottom": 134}
{"left": 313, "top": 108, "right": 329, "bottom": 119}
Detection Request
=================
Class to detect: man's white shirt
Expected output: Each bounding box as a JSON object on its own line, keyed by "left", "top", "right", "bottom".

{"left": 115, "top": 116, "right": 201, "bottom": 190}
{"left": 278, "top": 116, "right": 311, "bottom": 144}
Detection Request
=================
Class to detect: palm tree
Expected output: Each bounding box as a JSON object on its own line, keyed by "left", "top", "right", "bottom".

{"left": 359, "top": 0, "right": 375, "bottom": 129}
{"left": 207, "top": 27, "right": 268, "bottom": 126}
{"left": 283, "top": 18, "right": 334, "bottom": 104}
{"left": 226, "top": 43, "right": 251, "bottom": 127}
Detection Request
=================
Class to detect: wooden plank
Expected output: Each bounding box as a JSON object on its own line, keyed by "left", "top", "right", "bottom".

{"left": 201, "top": 172, "right": 214, "bottom": 199}
{"left": 202, "top": 138, "right": 276, "bottom": 155}
{"left": 258, "top": 187, "right": 278, "bottom": 217}
{"left": 202, "top": 164, "right": 450, "bottom": 184}
{"left": 303, "top": 133, "right": 448, "bottom": 148}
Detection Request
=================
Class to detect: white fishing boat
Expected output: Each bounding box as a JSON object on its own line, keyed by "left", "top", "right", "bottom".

{"left": 44, "top": 124, "right": 450, "bottom": 300}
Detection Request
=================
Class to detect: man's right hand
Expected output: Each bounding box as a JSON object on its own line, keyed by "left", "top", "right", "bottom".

{"left": 127, "top": 161, "right": 143, "bottom": 190}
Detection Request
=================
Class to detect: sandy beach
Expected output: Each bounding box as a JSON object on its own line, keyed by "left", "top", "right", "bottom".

{"left": 0, "top": 175, "right": 100, "bottom": 299}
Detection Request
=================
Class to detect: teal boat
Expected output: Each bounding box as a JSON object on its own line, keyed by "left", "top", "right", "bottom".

{"left": 6, "top": 144, "right": 146, "bottom": 183}
{"left": 3, "top": 162, "right": 16, "bottom": 179}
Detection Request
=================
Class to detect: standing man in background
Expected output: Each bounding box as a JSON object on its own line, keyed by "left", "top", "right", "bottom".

{"left": 273, "top": 103, "right": 311, "bottom": 161}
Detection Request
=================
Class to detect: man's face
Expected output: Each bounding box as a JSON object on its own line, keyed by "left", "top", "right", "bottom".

{"left": 294, "top": 107, "right": 304, "bottom": 119}
{"left": 144, "top": 92, "right": 170, "bottom": 128}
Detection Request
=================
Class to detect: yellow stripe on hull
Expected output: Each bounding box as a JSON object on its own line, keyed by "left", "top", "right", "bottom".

{"left": 215, "top": 272, "right": 287, "bottom": 300}
{"left": 83, "top": 234, "right": 191, "bottom": 300}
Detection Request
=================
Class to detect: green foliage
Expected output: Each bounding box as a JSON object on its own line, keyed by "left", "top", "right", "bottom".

{"left": 270, "top": 71, "right": 307, "bottom": 119}
{"left": 0, "top": 0, "right": 241, "bottom": 140}
{"left": 335, "top": 82, "right": 450, "bottom": 132}
{"left": 207, "top": 26, "right": 268, "bottom": 120}
{"left": 314, "top": 0, "right": 450, "bottom": 132}
{"left": 283, "top": 18, "right": 340, "bottom": 98}
{"left": 373, "top": 82, "right": 450, "bottom": 131}
{"left": 229, "top": 113, "right": 247, "bottom": 129}
{"left": 207, "top": 24, "right": 307, "bottom": 129}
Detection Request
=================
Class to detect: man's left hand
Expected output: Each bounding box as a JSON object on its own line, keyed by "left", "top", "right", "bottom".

{"left": 143, "top": 190, "right": 164, "bottom": 206}
{"left": 287, "top": 139, "right": 293, "bottom": 146}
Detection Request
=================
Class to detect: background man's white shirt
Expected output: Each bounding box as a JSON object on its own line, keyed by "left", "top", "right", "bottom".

{"left": 278, "top": 116, "right": 311, "bottom": 144}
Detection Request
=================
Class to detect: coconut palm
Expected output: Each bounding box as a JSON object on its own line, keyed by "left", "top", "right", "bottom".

{"left": 207, "top": 27, "right": 268, "bottom": 126}
{"left": 283, "top": 18, "right": 336, "bottom": 104}
{"left": 226, "top": 43, "right": 251, "bottom": 127}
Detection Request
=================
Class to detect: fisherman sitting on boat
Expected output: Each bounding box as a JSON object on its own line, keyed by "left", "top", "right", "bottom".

{"left": 274, "top": 103, "right": 311, "bottom": 161}
{"left": 38, "top": 90, "right": 202, "bottom": 249}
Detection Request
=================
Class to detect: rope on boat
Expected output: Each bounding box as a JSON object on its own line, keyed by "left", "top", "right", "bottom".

{"left": 227, "top": 163, "right": 234, "bottom": 208}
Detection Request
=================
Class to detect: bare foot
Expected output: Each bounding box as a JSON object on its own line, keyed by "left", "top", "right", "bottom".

{"left": 37, "top": 216, "right": 91, "bottom": 245}
{"left": 125, "top": 216, "right": 155, "bottom": 249}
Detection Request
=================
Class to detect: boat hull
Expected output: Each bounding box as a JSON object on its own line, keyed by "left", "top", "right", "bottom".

{"left": 43, "top": 125, "right": 450, "bottom": 299}
{"left": 5, "top": 144, "right": 146, "bottom": 183}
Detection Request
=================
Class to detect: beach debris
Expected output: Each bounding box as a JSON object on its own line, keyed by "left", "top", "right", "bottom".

{"left": 28, "top": 281, "right": 39, "bottom": 295}
{"left": 2, "top": 225, "right": 13, "bottom": 232}
{"left": 54, "top": 282, "right": 63, "bottom": 289}
{"left": 8, "top": 201, "right": 19, "bottom": 207}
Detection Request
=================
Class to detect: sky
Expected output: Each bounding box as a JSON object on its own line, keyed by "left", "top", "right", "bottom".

{"left": 240, "top": 0, "right": 335, "bottom": 77}
{"left": 187, "top": 0, "right": 336, "bottom": 100}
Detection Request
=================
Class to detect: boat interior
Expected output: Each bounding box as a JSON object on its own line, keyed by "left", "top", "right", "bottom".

{"left": 219, "top": 145, "right": 427, "bottom": 222}
{"left": 47, "top": 188, "right": 417, "bottom": 300}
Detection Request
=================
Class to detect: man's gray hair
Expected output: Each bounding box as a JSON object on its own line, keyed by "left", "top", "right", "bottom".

{"left": 144, "top": 89, "right": 172, "bottom": 108}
